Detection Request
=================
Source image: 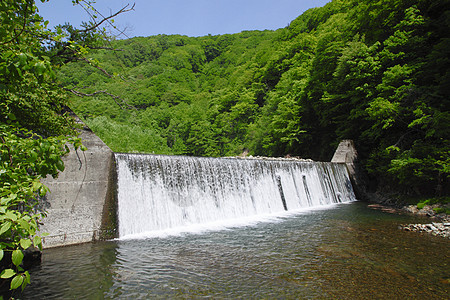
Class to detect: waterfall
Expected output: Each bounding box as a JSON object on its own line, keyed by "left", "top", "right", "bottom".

{"left": 115, "top": 154, "right": 355, "bottom": 237}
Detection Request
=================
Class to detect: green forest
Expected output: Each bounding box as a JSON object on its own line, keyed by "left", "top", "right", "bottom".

{"left": 0, "top": 0, "right": 448, "bottom": 293}
{"left": 63, "top": 0, "right": 449, "bottom": 199}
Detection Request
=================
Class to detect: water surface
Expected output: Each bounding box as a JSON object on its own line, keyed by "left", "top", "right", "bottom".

{"left": 20, "top": 202, "right": 449, "bottom": 299}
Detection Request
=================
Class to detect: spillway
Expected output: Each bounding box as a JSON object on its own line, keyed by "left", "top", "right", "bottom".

{"left": 115, "top": 154, "right": 355, "bottom": 237}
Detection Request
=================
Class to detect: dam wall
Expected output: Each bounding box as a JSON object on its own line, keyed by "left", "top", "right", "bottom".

{"left": 40, "top": 123, "right": 116, "bottom": 248}
{"left": 39, "top": 135, "right": 360, "bottom": 248}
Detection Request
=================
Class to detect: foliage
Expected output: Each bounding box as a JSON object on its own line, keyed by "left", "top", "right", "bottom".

{"left": 0, "top": 0, "right": 100, "bottom": 293}
{"left": 1, "top": 0, "right": 448, "bottom": 292}
{"left": 0, "top": 0, "right": 60, "bottom": 292}
{"left": 61, "top": 0, "right": 449, "bottom": 199}
{"left": 0, "top": 124, "right": 75, "bottom": 291}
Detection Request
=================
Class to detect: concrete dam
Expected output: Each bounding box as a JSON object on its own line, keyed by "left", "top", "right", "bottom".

{"left": 40, "top": 126, "right": 358, "bottom": 248}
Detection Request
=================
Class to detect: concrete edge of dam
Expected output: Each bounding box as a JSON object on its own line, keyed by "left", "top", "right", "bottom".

{"left": 40, "top": 122, "right": 117, "bottom": 249}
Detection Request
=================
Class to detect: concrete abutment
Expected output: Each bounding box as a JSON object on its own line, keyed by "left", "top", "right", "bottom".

{"left": 40, "top": 123, "right": 117, "bottom": 248}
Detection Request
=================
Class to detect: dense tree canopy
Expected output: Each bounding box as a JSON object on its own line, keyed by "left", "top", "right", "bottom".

{"left": 65, "top": 0, "right": 449, "bottom": 199}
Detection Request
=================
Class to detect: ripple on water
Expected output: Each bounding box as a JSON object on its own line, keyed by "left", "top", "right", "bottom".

{"left": 17, "top": 202, "right": 449, "bottom": 299}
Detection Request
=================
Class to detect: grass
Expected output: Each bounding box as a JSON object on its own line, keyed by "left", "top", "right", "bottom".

{"left": 414, "top": 197, "right": 450, "bottom": 214}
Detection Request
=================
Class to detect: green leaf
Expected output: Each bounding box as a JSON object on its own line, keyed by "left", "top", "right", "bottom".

{"left": 56, "top": 159, "right": 65, "bottom": 172}
{"left": 10, "top": 274, "right": 24, "bottom": 290}
{"left": 33, "top": 235, "right": 42, "bottom": 247}
{"left": 21, "top": 272, "right": 30, "bottom": 291}
{"left": 0, "top": 249, "right": 3, "bottom": 261}
{"left": 32, "top": 180, "right": 42, "bottom": 192}
{"left": 12, "top": 250, "right": 24, "bottom": 267}
{"left": 0, "top": 269, "right": 16, "bottom": 279}
{"left": 24, "top": 271, "right": 31, "bottom": 284}
{"left": 20, "top": 238, "right": 32, "bottom": 250}
{"left": 5, "top": 211, "right": 17, "bottom": 221}
{"left": 7, "top": 112, "right": 16, "bottom": 121}
{"left": 29, "top": 150, "right": 38, "bottom": 162}
{"left": 0, "top": 221, "right": 11, "bottom": 236}
{"left": 18, "top": 218, "right": 30, "bottom": 231}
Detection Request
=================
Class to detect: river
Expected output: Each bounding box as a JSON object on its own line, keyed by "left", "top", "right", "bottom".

{"left": 19, "top": 202, "right": 449, "bottom": 299}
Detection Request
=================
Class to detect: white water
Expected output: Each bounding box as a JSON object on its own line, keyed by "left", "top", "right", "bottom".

{"left": 115, "top": 154, "right": 356, "bottom": 238}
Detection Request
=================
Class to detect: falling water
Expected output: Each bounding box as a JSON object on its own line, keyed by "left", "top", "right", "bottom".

{"left": 115, "top": 154, "right": 355, "bottom": 238}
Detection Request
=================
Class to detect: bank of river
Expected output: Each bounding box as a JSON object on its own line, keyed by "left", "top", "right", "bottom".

{"left": 367, "top": 203, "right": 450, "bottom": 239}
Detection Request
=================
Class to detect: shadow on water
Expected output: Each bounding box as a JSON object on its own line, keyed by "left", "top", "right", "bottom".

{"left": 17, "top": 202, "right": 449, "bottom": 299}
{"left": 13, "top": 242, "right": 119, "bottom": 299}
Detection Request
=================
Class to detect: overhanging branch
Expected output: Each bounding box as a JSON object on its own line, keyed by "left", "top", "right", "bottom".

{"left": 64, "top": 88, "right": 136, "bottom": 110}
{"left": 0, "top": 1, "right": 29, "bottom": 45}
{"left": 77, "top": 3, "right": 135, "bottom": 33}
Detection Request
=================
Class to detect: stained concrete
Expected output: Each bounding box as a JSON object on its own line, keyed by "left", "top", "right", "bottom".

{"left": 331, "top": 140, "right": 358, "bottom": 170}
{"left": 331, "top": 140, "right": 366, "bottom": 200}
{"left": 40, "top": 123, "right": 116, "bottom": 248}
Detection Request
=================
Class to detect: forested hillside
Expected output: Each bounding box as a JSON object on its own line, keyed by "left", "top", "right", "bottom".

{"left": 62, "top": 0, "right": 449, "bottom": 199}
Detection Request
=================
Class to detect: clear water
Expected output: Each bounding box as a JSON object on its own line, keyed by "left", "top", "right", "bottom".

{"left": 18, "top": 202, "right": 449, "bottom": 299}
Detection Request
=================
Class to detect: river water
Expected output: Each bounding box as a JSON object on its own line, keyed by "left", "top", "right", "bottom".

{"left": 18, "top": 202, "right": 448, "bottom": 299}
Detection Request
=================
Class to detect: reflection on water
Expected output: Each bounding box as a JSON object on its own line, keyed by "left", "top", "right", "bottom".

{"left": 17, "top": 202, "right": 449, "bottom": 299}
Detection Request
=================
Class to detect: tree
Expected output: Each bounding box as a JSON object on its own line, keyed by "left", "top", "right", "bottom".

{"left": 0, "top": 0, "right": 132, "bottom": 294}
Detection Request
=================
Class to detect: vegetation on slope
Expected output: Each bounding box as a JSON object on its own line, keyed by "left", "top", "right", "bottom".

{"left": 64, "top": 0, "right": 449, "bottom": 199}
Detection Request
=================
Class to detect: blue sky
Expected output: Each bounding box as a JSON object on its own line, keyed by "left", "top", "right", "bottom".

{"left": 36, "top": 0, "right": 330, "bottom": 38}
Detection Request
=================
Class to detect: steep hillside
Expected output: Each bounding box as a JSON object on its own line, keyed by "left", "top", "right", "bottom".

{"left": 61, "top": 0, "right": 449, "bottom": 199}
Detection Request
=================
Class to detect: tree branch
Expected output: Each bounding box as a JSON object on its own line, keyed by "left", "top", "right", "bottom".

{"left": 0, "top": 1, "right": 29, "bottom": 45}
{"left": 393, "top": 130, "right": 414, "bottom": 148}
{"left": 77, "top": 56, "right": 113, "bottom": 78}
{"left": 77, "top": 3, "right": 135, "bottom": 33}
{"left": 63, "top": 88, "right": 136, "bottom": 110}
{"left": 52, "top": 46, "right": 114, "bottom": 77}
{"left": 86, "top": 46, "right": 124, "bottom": 51}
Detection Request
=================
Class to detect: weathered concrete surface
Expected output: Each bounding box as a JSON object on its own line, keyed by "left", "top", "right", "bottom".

{"left": 331, "top": 140, "right": 357, "bottom": 170}
{"left": 331, "top": 140, "right": 367, "bottom": 200}
{"left": 40, "top": 123, "right": 116, "bottom": 248}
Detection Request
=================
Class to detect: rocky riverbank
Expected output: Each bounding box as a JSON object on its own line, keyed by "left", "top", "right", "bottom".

{"left": 399, "top": 222, "right": 450, "bottom": 238}
{"left": 399, "top": 204, "right": 450, "bottom": 239}
{"left": 368, "top": 203, "right": 450, "bottom": 239}
{"left": 402, "top": 204, "right": 450, "bottom": 222}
